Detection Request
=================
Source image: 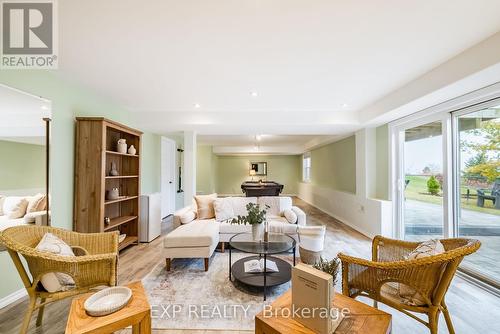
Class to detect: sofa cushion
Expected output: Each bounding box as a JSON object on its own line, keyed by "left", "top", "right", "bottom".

{"left": 257, "top": 196, "right": 292, "bottom": 216}
{"left": 3, "top": 196, "right": 29, "bottom": 219}
{"left": 218, "top": 221, "right": 252, "bottom": 234}
{"left": 194, "top": 193, "right": 217, "bottom": 219}
{"left": 26, "top": 194, "right": 46, "bottom": 214}
{"left": 0, "top": 216, "right": 27, "bottom": 231}
{"left": 164, "top": 221, "right": 219, "bottom": 248}
{"left": 268, "top": 220, "right": 299, "bottom": 234}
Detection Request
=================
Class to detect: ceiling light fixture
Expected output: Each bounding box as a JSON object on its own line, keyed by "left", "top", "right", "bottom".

{"left": 194, "top": 103, "right": 201, "bottom": 109}
{"left": 341, "top": 103, "right": 349, "bottom": 108}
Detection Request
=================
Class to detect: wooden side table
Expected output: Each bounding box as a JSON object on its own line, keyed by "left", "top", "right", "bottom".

{"left": 255, "top": 290, "right": 392, "bottom": 334}
{"left": 66, "top": 281, "right": 151, "bottom": 334}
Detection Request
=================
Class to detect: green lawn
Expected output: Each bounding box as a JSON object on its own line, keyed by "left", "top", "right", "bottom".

{"left": 405, "top": 175, "right": 499, "bottom": 216}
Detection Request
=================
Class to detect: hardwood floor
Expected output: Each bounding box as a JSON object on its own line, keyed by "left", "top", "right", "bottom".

{"left": 0, "top": 198, "right": 499, "bottom": 333}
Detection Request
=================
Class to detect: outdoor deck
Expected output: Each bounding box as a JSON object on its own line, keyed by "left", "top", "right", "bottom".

{"left": 405, "top": 199, "right": 500, "bottom": 279}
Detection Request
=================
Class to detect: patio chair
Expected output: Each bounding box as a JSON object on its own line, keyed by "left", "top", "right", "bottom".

{"left": 477, "top": 179, "right": 500, "bottom": 209}
{"left": 338, "top": 235, "right": 480, "bottom": 334}
{"left": 0, "top": 225, "right": 119, "bottom": 334}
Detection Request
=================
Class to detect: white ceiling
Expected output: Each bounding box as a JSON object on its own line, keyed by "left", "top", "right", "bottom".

{"left": 56, "top": 0, "right": 500, "bottom": 152}
{"left": 0, "top": 85, "right": 51, "bottom": 143}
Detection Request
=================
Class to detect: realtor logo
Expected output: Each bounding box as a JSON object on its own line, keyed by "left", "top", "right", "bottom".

{"left": 1, "top": 0, "right": 58, "bottom": 68}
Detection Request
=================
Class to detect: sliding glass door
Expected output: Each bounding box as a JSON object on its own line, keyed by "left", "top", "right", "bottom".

{"left": 455, "top": 104, "right": 500, "bottom": 285}
{"left": 403, "top": 121, "right": 445, "bottom": 241}
{"left": 392, "top": 96, "right": 499, "bottom": 287}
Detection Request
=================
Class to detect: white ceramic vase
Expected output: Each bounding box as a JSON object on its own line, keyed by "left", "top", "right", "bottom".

{"left": 107, "top": 188, "right": 119, "bottom": 200}
{"left": 117, "top": 139, "right": 127, "bottom": 154}
{"left": 252, "top": 223, "right": 264, "bottom": 241}
{"left": 109, "top": 162, "right": 119, "bottom": 176}
{"left": 127, "top": 145, "right": 136, "bottom": 155}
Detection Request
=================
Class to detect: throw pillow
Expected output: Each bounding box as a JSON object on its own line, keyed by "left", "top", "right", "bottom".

{"left": 0, "top": 196, "right": 4, "bottom": 215}
{"left": 399, "top": 239, "right": 445, "bottom": 306}
{"left": 180, "top": 210, "right": 196, "bottom": 224}
{"left": 194, "top": 193, "right": 217, "bottom": 219}
{"left": 213, "top": 198, "right": 235, "bottom": 222}
{"left": 283, "top": 208, "right": 298, "bottom": 224}
{"left": 3, "top": 197, "right": 29, "bottom": 219}
{"left": 26, "top": 194, "right": 46, "bottom": 213}
{"left": 36, "top": 233, "right": 76, "bottom": 293}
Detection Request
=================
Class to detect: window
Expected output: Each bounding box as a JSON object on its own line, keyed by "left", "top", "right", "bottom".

{"left": 303, "top": 153, "right": 311, "bottom": 182}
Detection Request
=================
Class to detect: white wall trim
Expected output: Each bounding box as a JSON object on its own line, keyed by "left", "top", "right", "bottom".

{"left": 297, "top": 182, "right": 392, "bottom": 238}
{"left": 0, "top": 288, "right": 26, "bottom": 309}
{"left": 297, "top": 195, "right": 374, "bottom": 239}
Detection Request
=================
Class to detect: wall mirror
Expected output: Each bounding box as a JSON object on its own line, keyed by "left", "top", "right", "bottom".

{"left": 0, "top": 84, "right": 52, "bottom": 232}
{"left": 250, "top": 162, "right": 267, "bottom": 176}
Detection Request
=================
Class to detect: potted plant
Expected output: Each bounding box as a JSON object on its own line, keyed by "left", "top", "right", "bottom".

{"left": 313, "top": 256, "right": 340, "bottom": 287}
{"left": 231, "top": 203, "right": 270, "bottom": 241}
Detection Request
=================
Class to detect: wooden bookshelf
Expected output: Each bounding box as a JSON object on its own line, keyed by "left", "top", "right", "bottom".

{"left": 104, "top": 196, "right": 139, "bottom": 205}
{"left": 74, "top": 117, "right": 142, "bottom": 252}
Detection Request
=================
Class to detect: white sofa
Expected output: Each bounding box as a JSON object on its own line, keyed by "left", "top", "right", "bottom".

{"left": 0, "top": 194, "right": 49, "bottom": 251}
{"left": 173, "top": 196, "right": 306, "bottom": 242}
{"left": 164, "top": 196, "right": 306, "bottom": 271}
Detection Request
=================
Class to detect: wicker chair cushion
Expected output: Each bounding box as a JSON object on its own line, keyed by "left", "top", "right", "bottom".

{"left": 399, "top": 239, "right": 445, "bottom": 306}
{"left": 36, "top": 233, "right": 76, "bottom": 292}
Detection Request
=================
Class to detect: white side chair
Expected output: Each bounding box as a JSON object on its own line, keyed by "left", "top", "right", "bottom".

{"left": 298, "top": 225, "right": 326, "bottom": 265}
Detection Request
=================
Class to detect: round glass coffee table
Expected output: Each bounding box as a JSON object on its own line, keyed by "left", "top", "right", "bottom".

{"left": 228, "top": 232, "right": 296, "bottom": 301}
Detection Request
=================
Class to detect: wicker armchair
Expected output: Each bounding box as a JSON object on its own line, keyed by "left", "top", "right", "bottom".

{"left": 0, "top": 225, "right": 119, "bottom": 334}
{"left": 338, "top": 236, "right": 480, "bottom": 334}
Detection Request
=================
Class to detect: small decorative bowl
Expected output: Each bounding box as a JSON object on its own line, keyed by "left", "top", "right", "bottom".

{"left": 84, "top": 286, "right": 132, "bottom": 317}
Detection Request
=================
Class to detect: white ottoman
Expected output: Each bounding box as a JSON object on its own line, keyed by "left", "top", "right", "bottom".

{"left": 164, "top": 221, "right": 219, "bottom": 271}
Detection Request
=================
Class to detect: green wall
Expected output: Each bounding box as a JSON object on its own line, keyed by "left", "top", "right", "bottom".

{"left": 309, "top": 136, "right": 356, "bottom": 194}
{"left": 211, "top": 153, "right": 301, "bottom": 195}
{"left": 195, "top": 147, "right": 301, "bottom": 195}
{"left": 0, "top": 140, "right": 45, "bottom": 190}
{"left": 0, "top": 71, "right": 161, "bottom": 300}
{"left": 197, "top": 145, "right": 217, "bottom": 194}
{"left": 375, "top": 125, "right": 389, "bottom": 200}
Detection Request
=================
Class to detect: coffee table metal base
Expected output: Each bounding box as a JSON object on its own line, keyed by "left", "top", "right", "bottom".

{"left": 231, "top": 255, "right": 291, "bottom": 301}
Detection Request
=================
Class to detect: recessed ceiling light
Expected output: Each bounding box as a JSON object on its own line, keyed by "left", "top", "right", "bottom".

{"left": 194, "top": 103, "right": 201, "bottom": 109}
{"left": 250, "top": 91, "right": 258, "bottom": 97}
{"left": 341, "top": 103, "right": 349, "bottom": 108}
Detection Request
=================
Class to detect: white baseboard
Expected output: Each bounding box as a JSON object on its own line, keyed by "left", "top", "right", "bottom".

{"left": 297, "top": 195, "right": 374, "bottom": 238}
{"left": 0, "top": 288, "right": 27, "bottom": 309}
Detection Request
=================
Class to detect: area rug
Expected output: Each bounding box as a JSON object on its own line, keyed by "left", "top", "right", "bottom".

{"left": 142, "top": 251, "right": 292, "bottom": 330}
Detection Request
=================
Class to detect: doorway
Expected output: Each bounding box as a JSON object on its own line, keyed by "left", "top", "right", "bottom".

{"left": 161, "top": 137, "right": 176, "bottom": 219}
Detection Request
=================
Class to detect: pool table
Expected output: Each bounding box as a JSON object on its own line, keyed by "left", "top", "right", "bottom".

{"left": 241, "top": 181, "right": 284, "bottom": 197}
